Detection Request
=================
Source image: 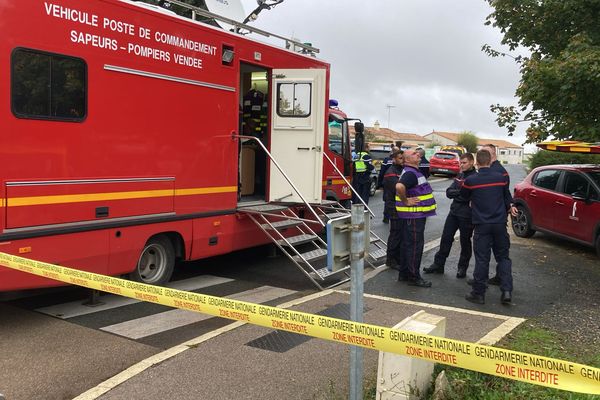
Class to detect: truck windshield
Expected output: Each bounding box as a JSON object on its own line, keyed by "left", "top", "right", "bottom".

{"left": 328, "top": 116, "right": 348, "bottom": 156}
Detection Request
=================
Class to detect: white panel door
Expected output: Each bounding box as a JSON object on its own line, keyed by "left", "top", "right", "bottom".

{"left": 268, "top": 68, "right": 326, "bottom": 203}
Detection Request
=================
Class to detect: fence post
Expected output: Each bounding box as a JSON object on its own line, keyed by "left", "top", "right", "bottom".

{"left": 350, "top": 204, "right": 365, "bottom": 400}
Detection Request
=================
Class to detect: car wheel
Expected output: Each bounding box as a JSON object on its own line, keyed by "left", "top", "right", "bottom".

{"left": 369, "top": 178, "right": 377, "bottom": 196}
{"left": 130, "top": 235, "right": 175, "bottom": 285}
{"left": 595, "top": 235, "right": 600, "bottom": 259}
{"left": 511, "top": 205, "right": 536, "bottom": 238}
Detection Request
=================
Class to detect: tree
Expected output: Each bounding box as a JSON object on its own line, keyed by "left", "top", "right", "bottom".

{"left": 457, "top": 131, "right": 479, "bottom": 153}
{"left": 484, "top": 0, "right": 600, "bottom": 143}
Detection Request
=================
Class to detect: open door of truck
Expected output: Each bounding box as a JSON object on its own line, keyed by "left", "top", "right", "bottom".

{"left": 268, "top": 68, "right": 326, "bottom": 204}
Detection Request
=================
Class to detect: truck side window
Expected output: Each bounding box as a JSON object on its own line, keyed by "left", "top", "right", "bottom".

{"left": 277, "top": 82, "right": 311, "bottom": 117}
{"left": 11, "top": 48, "right": 87, "bottom": 121}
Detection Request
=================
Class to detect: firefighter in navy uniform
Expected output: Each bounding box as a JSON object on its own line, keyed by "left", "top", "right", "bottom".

{"left": 416, "top": 147, "right": 430, "bottom": 178}
{"left": 480, "top": 143, "right": 511, "bottom": 286}
{"left": 351, "top": 122, "right": 374, "bottom": 205}
{"left": 460, "top": 150, "right": 518, "bottom": 305}
{"left": 395, "top": 149, "right": 436, "bottom": 287}
{"left": 383, "top": 150, "right": 404, "bottom": 269}
{"left": 378, "top": 146, "right": 399, "bottom": 223}
{"left": 424, "top": 153, "right": 476, "bottom": 278}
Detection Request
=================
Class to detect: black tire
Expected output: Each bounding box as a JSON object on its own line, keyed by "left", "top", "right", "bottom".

{"left": 595, "top": 235, "right": 600, "bottom": 259}
{"left": 511, "top": 205, "right": 536, "bottom": 238}
{"left": 130, "top": 235, "right": 175, "bottom": 285}
{"left": 369, "top": 178, "right": 377, "bottom": 196}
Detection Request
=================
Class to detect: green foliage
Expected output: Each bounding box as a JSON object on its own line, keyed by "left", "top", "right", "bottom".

{"left": 427, "top": 323, "right": 600, "bottom": 400}
{"left": 528, "top": 150, "right": 600, "bottom": 169}
{"left": 427, "top": 140, "right": 442, "bottom": 148}
{"left": 485, "top": 0, "right": 600, "bottom": 143}
{"left": 457, "top": 131, "right": 480, "bottom": 153}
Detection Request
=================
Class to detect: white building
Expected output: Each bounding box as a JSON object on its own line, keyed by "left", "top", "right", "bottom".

{"left": 423, "top": 131, "right": 524, "bottom": 164}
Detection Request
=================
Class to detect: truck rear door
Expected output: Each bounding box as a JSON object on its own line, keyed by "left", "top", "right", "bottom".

{"left": 268, "top": 68, "right": 326, "bottom": 204}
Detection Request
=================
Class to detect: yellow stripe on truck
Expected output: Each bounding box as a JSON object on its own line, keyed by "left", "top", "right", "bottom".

{"left": 3, "top": 186, "right": 238, "bottom": 207}
{"left": 1, "top": 252, "right": 599, "bottom": 396}
{"left": 322, "top": 180, "right": 348, "bottom": 186}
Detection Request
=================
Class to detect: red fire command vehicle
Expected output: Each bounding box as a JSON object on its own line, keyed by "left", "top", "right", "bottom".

{"left": 0, "top": 0, "right": 355, "bottom": 291}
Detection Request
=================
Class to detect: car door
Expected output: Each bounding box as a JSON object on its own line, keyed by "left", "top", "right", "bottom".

{"left": 555, "top": 171, "right": 600, "bottom": 243}
{"left": 526, "top": 169, "right": 562, "bottom": 231}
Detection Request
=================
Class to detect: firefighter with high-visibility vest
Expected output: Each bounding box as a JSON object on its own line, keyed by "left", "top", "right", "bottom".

{"left": 351, "top": 122, "right": 374, "bottom": 205}
{"left": 395, "top": 148, "right": 437, "bottom": 287}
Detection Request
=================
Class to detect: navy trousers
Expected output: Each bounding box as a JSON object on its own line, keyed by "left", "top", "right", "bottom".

{"left": 386, "top": 218, "right": 403, "bottom": 267}
{"left": 472, "top": 223, "right": 513, "bottom": 296}
{"left": 433, "top": 213, "right": 473, "bottom": 270}
{"left": 398, "top": 218, "right": 426, "bottom": 281}
{"left": 351, "top": 179, "right": 370, "bottom": 205}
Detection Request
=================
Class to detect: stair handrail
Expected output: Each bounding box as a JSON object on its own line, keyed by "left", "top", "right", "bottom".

{"left": 161, "top": 0, "right": 319, "bottom": 54}
{"left": 235, "top": 135, "right": 324, "bottom": 227}
{"left": 322, "top": 152, "right": 375, "bottom": 218}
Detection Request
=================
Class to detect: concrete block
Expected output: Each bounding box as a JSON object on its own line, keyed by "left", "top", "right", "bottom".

{"left": 376, "top": 311, "right": 446, "bottom": 400}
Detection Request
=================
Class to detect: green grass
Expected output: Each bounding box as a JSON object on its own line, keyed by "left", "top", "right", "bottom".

{"left": 424, "top": 322, "right": 600, "bottom": 400}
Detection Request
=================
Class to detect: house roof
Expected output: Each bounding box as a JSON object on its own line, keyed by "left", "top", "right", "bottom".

{"left": 424, "top": 131, "right": 461, "bottom": 142}
{"left": 350, "top": 126, "right": 430, "bottom": 143}
{"left": 425, "top": 131, "right": 522, "bottom": 149}
{"left": 478, "top": 139, "right": 523, "bottom": 149}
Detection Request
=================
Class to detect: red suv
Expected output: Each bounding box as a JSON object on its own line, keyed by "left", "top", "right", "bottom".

{"left": 512, "top": 164, "right": 600, "bottom": 257}
{"left": 430, "top": 151, "right": 460, "bottom": 176}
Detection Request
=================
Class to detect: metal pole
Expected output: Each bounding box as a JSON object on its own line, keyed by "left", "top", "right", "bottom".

{"left": 386, "top": 104, "right": 396, "bottom": 129}
{"left": 350, "top": 204, "right": 365, "bottom": 400}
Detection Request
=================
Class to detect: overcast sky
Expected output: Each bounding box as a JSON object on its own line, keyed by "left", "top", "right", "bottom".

{"left": 236, "top": 0, "right": 530, "bottom": 149}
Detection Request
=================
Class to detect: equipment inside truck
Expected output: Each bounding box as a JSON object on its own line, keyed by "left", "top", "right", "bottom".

{"left": 239, "top": 63, "right": 270, "bottom": 202}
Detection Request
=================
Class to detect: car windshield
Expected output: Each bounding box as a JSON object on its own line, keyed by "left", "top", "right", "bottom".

{"left": 588, "top": 171, "right": 600, "bottom": 187}
{"left": 434, "top": 153, "right": 456, "bottom": 160}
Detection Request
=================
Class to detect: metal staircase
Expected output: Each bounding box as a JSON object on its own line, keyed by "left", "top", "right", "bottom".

{"left": 238, "top": 200, "right": 387, "bottom": 290}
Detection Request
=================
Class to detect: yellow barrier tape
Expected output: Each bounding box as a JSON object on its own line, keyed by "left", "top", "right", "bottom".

{"left": 1, "top": 252, "right": 599, "bottom": 395}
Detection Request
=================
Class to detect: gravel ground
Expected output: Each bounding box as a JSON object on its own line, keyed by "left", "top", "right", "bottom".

{"left": 509, "top": 232, "right": 600, "bottom": 349}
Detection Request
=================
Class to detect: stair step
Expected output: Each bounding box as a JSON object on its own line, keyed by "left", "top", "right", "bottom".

{"left": 320, "top": 212, "right": 349, "bottom": 220}
{"left": 261, "top": 220, "right": 302, "bottom": 230}
{"left": 276, "top": 234, "right": 318, "bottom": 247}
{"left": 312, "top": 265, "right": 351, "bottom": 279}
{"left": 292, "top": 248, "right": 327, "bottom": 263}
{"left": 240, "top": 204, "right": 290, "bottom": 212}
{"left": 319, "top": 200, "right": 340, "bottom": 206}
{"left": 368, "top": 248, "right": 387, "bottom": 260}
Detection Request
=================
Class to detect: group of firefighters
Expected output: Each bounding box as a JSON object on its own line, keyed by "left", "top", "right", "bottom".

{"left": 350, "top": 126, "right": 518, "bottom": 304}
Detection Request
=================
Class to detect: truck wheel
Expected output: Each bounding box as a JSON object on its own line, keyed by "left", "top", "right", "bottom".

{"left": 130, "top": 235, "right": 175, "bottom": 285}
{"left": 511, "top": 206, "right": 535, "bottom": 238}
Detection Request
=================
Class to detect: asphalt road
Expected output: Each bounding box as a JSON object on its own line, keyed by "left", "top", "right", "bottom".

{"left": 4, "top": 163, "right": 600, "bottom": 399}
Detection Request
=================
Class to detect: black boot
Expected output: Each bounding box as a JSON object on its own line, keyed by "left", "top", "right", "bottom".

{"left": 407, "top": 278, "right": 432, "bottom": 287}
{"left": 465, "top": 292, "right": 485, "bottom": 304}
{"left": 423, "top": 264, "right": 444, "bottom": 274}
{"left": 456, "top": 267, "right": 467, "bottom": 279}
{"left": 501, "top": 291, "right": 512, "bottom": 304}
